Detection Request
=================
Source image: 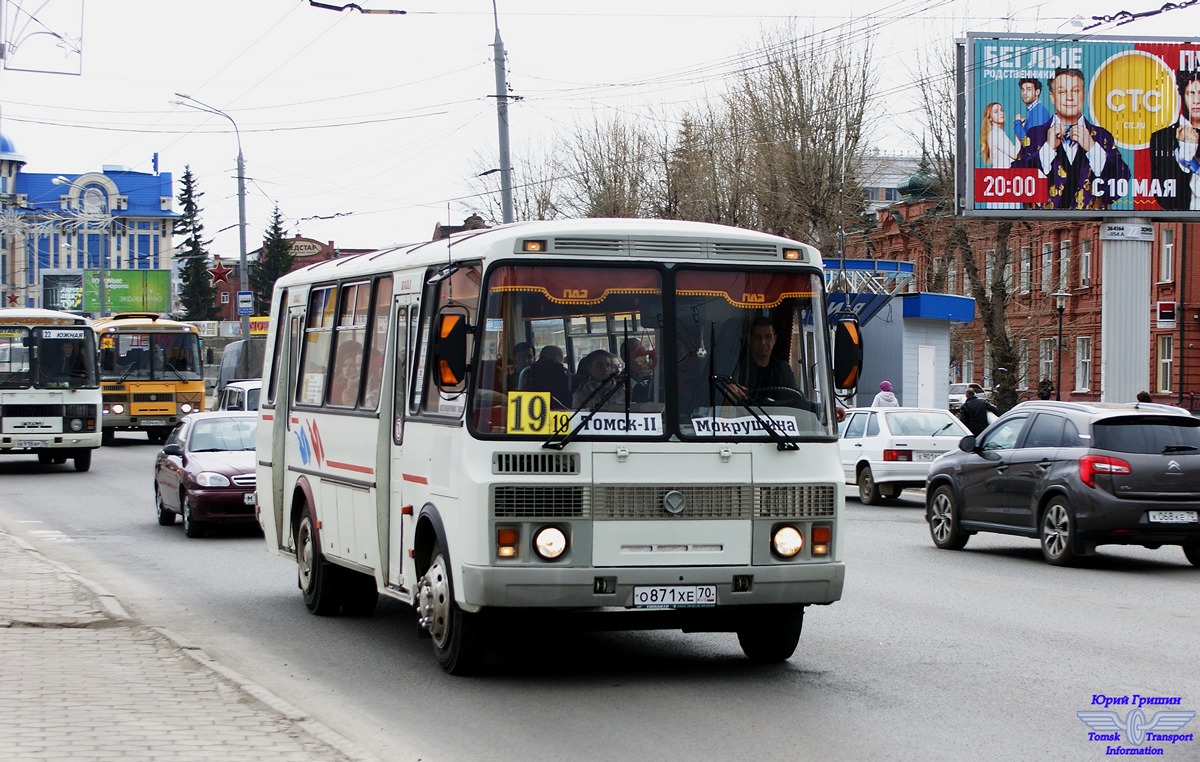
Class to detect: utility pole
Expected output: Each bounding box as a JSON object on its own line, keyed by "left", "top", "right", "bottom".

{"left": 492, "top": 0, "right": 514, "bottom": 223}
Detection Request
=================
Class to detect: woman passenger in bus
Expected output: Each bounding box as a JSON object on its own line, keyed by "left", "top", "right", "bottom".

{"left": 329, "top": 342, "right": 363, "bottom": 406}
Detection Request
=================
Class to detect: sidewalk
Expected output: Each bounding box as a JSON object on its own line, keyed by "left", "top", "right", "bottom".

{"left": 0, "top": 529, "right": 378, "bottom": 761}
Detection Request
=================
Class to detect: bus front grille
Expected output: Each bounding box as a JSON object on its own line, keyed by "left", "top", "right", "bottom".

{"left": 594, "top": 484, "right": 753, "bottom": 520}
{"left": 756, "top": 484, "right": 838, "bottom": 518}
{"left": 492, "top": 485, "right": 588, "bottom": 518}
{"left": 493, "top": 452, "right": 580, "bottom": 475}
{"left": 1, "top": 404, "right": 62, "bottom": 416}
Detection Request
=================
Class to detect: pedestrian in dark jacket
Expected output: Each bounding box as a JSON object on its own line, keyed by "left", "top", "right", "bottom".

{"left": 958, "top": 388, "right": 999, "bottom": 435}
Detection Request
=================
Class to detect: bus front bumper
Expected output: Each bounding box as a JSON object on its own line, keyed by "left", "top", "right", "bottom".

{"left": 460, "top": 561, "right": 844, "bottom": 611}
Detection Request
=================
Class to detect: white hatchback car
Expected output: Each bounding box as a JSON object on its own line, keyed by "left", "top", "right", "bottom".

{"left": 216, "top": 379, "right": 262, "bottom": 412}
{"left": 839, "top": 407, "right": 971, "bottom": 504}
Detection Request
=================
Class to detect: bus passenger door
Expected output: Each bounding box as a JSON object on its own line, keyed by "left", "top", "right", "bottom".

{"left": 386, "top": 299, "right": 412, "bottom": 590}
{"left": 270, "top": 304, "right": 304, "bottom": 553}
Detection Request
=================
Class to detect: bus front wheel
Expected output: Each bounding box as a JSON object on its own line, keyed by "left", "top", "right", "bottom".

{"left": 73, "top": 449, "right": 92, "bottom": 472}
{"left": 297, "top": 506, "right": 342, "bottom": 616}
{"left": 418, "top": 545, "right": 487, "bottom": 675}
{"left": 736, "top": 604, "right": 804, "bottom": 664}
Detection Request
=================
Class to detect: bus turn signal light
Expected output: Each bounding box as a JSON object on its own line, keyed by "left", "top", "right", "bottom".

{"left": 497, "top": 527, "right": 519, "bottom": 558}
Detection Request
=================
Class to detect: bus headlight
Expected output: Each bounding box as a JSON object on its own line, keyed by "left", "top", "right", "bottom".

{"left": 111, "top": 403, "right": 125, "bottom": 415}
{"left": 772, "top": 525, "right": 804, "bottom": 558}
{"left": 68, "top": 418, "right": 84, "bottom": 432}
{"left": 533, "top": 526, "right": 568, "bottom": 560}
{"left": 180, "top": 403, "right": 193, "bottom": 414}
{"left": 196, "top": 472, "right": 230, "bottom": 488}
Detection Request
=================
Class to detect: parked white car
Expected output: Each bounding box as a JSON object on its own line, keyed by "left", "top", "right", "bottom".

{"left": 947, "top": 382, "right": 986, "bottom": 412}
{"left": 839, "top": 407, "right": 971, "bottom": 504}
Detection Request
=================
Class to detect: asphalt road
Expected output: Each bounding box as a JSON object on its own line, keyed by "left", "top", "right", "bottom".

{"left": 1, "top": 440, "right": 1196, "bottom": 761}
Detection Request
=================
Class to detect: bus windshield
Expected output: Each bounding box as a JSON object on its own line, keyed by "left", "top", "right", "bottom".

{"left": 0, "top": 326, "right": 97, "bottom": 389}
{"left": 470, "top": 263, "right": 836, "bottom": 441}
{"left": 99, "top": 332, "right": 203, "bottom": 382}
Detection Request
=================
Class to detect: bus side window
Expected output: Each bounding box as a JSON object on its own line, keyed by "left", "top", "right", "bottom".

{"left": 297, "top": 286, "right": 336, "bottom": 406}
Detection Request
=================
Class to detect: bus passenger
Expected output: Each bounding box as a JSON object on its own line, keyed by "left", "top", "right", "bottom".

{"left": 330, "top": 342, "right": 363, "bottom": 406}
{"left": 518, "top": 345, "right": 571, "bottom": 409}
{"left": 573, "top": 350, "right": 621, "bottom": 408}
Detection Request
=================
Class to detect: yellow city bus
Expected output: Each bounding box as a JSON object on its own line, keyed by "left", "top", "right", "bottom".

{"left": 0, "top": 308, "right": 101, "bottom": 471}
{"left": 92, "top": 312, "right": 205, "bottom": 443}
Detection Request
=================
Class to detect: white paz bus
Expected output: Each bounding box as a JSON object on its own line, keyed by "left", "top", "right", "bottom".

{"left": 0, "top": 308, "right": 101, "bottom": 471}
{"left": 256, "top": 219, "right": 862, "bottom": 674}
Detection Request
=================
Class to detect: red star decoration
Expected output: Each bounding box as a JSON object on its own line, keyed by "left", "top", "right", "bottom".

{"left": 208, "top": 262, "right": 232, "bottom": 284}
{"left": 6, "top": 292, "right": 18, "bottom": 306}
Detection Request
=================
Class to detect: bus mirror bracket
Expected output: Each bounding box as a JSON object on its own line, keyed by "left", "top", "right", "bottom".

{"left": 432, "top": 308, "right": 471, "bottom": 389}
{"left": 832, "top": 314, "right": 863, "bottom": 392}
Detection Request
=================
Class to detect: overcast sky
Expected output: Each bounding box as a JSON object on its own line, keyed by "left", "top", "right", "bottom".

{"left": 1, "top": 0, "right": 1195, "bottom": 259}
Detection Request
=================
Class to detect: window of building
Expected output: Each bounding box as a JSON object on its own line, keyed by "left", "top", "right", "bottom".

{"left": 1074, "top": 336, "right": 1091, "bottom": 392}
{"left": 220, "top": 291, "right": 229, "bottom": 304}
{"left": 1018, "top": 339, "right": 1029, "bottom": 390}
{"left": 947, "top": 261, "right": 957, "bottom": 295}
{"left": 1080, "top": 238, "right": 1091, "bottom": 287}
{"left": 1019, "top": 246, "right": 1031, "bottom": 293}
{"left": 985, "top": 250, "right": 994, "bottom": 288}
{"left": 962, "top": 340, "right": 975, "bottom": 383}
{"left": 1058, "top": 239, "right": 1070, "bottom": 291}
{"left": 1039, "top": 338, "right": 1055, "bottom": 382}
{"left": 1157, "top": 335, "right": 1173, "bottom": 393}
{"left": 983, "top": 340, "right": 991, "bottom": 387}
{"left": 1159, "top": 228, "right": 1174, "bottom": 283}
{"left": 1041, "top": 243, "right": 1053, "bottom": 292}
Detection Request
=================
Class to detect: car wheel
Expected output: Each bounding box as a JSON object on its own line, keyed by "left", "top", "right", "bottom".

{"left": 1181, "top": 541, "right": 1199, "bottom": 567}
{"left": 155, "top": 484, "right": 176, "bottom": 526}
{"left": 928, "top": 485, "right": 969, "bottom": 550}
{"left": 417, "top": 544, "right": 487, "bottom": 675}
{"left": 857, "top": 465, "right": 881, "bottom": 505}
{"left": 736, "top": 604, "right": 804, "bottom": 664}
{"left": 182, "top": 494, "right": 206, "bottom": 539}
{"left": 340, "top": 569, "right": 379, "bottom": 616}
{"left": 297, "top": 505, "right": 342, "bottom": 616}
{"left": 73, "top": 450, "right": 92, "bottom": 472}
{"left": 1040, "top": 497, "right": 1077, "bottom": 566}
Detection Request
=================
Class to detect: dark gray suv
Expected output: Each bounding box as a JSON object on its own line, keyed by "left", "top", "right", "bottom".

{"left": 926, "top": 400, "right": 1200, "bottom": 566}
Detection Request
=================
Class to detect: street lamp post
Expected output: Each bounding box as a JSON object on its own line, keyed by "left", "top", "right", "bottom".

{"left": 1052, "top": 290, "right": 1070, "bottom": 401}
{"left": 173, "top": 94, "right": 251, "bottom": 376}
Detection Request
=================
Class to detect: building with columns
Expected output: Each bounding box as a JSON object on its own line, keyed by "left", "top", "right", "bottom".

{"left": 0, "top": 133, "right": 177, "bottom": 315}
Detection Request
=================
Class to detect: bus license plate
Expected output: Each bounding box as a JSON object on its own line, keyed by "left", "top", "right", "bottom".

{"left": 16, "top": 440, "right": 46, "bottom": 448}
{"left": 1148, "top": 510, "right": 1198, "bottom": 524}
{"left": 632, "top": 585, "right": 717, "bottom": 609}
{"left": 243, "top": 493, "right": 256, "bottom": 505}
{"left": 140, "top": 419, "right": 166, "bottom": 426}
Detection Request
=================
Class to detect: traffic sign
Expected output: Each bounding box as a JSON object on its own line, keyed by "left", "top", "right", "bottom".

{"left": 236, "top": 291, "right": 253, "bottom": 316}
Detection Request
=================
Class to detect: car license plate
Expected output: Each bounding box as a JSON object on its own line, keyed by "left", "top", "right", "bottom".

{"left": 243, "top": 492, "right": 256, "bottom": 505}
{"left": 917, "top": 452, "right": 940, "bottom": 462}
{"left": 631, "top": 585, "right": 717, "bottom": 608}
{"left": 15, "top": 440, "right": 46, "bottom": 448}
{"left": 1147, "top": 510, "right": 1198, "bottom": 524}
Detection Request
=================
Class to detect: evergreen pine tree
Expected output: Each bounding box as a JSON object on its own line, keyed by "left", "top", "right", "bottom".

{"left": 173, "top": 166, "right": 219, "bottom": 320}
{"left": 250, "top": 206, "right": 294, "bottom": 314}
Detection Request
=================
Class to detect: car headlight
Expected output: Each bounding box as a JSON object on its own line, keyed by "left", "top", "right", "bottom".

{"left": 533, "top": 526, "right": 568, "bottom": 560}
{"left": 180, "top": 403, "right": 193, "bottom": 414}
{"left": 195, "top": 472, "right": 230, "bottom": 487}
{"left": 772, "top": 525, "right": 804, "bottom": 558}
{"left": 68, "top": 418, "right": 84, "bottom": 432}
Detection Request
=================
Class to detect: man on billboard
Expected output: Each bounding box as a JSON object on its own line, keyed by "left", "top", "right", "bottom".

{"left": 1013, "top": 67, "right": 1130, "bottom": 209}
{"left": 1150, "top": 69, "right": 1200, "bottom": 211}
{"left": 1013, "top": 77, "right": 1051, "bottom": 142}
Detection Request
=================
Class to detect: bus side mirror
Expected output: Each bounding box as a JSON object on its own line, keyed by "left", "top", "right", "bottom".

{"left": 431, "top": 309, "right": 470, "bottom": 389}
{"left": 832, "top": 316, "right": 863, "bottom": 391}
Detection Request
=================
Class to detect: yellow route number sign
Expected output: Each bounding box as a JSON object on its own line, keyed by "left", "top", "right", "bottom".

{"left": 507, "top": 391, "right": 571, "bottom": 435}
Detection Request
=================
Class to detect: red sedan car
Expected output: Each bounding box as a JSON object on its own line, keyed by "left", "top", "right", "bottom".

{"left": 153, "top": 411, "right": 258, "bottom": 538}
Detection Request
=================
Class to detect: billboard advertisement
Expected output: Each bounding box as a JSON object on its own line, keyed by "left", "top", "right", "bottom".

{"left": 960, "top": 33, "right": 1200, "bottom": 218}
{"left": 84, "top": 270, "right": 171, "bottom": 313}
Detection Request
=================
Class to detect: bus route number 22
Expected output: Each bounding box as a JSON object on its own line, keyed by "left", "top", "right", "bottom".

{"left": 507, "top": 392, "right": 571, "bottom": 435}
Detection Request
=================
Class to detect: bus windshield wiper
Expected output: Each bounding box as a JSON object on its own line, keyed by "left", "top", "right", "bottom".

{"left": 542, "top": 370, "right": 628, "bottom": 450}
{"left": 711, "top": 374, "right": 798, "bottom": 451}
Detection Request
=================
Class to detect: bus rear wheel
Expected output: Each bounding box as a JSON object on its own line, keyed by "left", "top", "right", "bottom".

{"left": 297, "top": 506, "right": 342, "bottom": 616}
{"left": 736, "top": 605, "right": 804, "bottom": 664}
{"left": 418, "top": 545, "right": 487, "bottom": 675}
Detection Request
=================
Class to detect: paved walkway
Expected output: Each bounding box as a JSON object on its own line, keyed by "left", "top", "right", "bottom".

{"left": 0, "top": 529, "right": 378, "bottom": 761}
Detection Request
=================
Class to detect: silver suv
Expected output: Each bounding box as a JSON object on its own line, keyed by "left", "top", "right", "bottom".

{"left": 926, "top": 400, "right": 1200, "bottom": 566}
